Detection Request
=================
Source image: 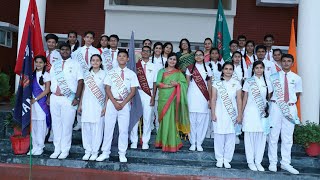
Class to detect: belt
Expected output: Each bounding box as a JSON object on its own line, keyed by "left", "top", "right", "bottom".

{"left": 54, "top": 93, "right": 64, "bottom": 96}
{"left": 114, "top": 98, "right": 124, "bottom": 101}
{"left": 137, "top": 87, "right": 153, "bottom": 90}
{"left": 270, "top": 100, "right": 295, "bottom": 106}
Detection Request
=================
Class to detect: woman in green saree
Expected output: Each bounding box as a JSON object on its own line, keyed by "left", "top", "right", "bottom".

{"left": 176, "top": 38, "right": 195, "bottom": 73}
{"left": 154, "top": 52, "right": 190, "bottom": 152}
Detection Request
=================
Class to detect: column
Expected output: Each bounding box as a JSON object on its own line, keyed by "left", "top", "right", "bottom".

{"left": 297, "top": 0, "right": 320, "bottom": 124}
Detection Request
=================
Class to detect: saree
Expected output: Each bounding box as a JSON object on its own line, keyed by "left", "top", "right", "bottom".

{"left": 155, "top": 68, "right": 190, "bottom": 152}
{"left": 177, "top": 52, "right": 195, "bottom": 73}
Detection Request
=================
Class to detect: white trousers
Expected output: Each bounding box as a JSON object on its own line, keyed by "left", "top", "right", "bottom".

{"left": 76, "top": 114, "right": 82, "bottom": 124}
{"left": 244, "top": 132, "right": 266, "bottom": 164}
{"left": 82, "top": 117, "right": 104, "bottom": 154}
{"left": 101, "top": 100, "right": 130, "bottom": 156}
{"left": 152, "top": 100, "right": 160, "bottom": 131}
{"left": 130, "top": 90, "right": 153, "bottom": 144}
{"left": 214, "top": 133, "right": 235, "bottom": 163}
{"left": 268, "top": 103, "right": 296, "bottom": 166}
{"left": 189, "top": 112, "right": 209, "bottom": 146}
{"left": 31, "top": 119, "right": 47, "bottom": 151}
{"left": 205, "top": 111, "right": 214, "bottom": 138}
{"left": 50, "top": 95, "right": 77, "bottom": 153}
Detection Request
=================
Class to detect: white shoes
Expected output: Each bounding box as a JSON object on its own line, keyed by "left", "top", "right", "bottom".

{"left": 189, "top": 145, "right": 196, "bottom": 151}
{"left": 216, "top": 161, "right": 223, "bottom": 168}
{"left": 281, "top": 164, "right": 299, "bottom": 175}
{"left": 50, "top": 151, "right": 60, "bottom": 159}
{"left": 82, "top": 153, "right": 91, "bottom": 161}
{"left": 142, "top": 143, "right": 149, "bottom": 150}
{"left": 268, "top": 164, "right": 277, "bottom": 172}
{"left": 58, "top": 152, "right": 69, "bottom": 159}
{"left": 130, "top": 143, "right": 138, "bottom": 149}
{"left": 224, "top": 162, "right": 231, "bottom": 169}
{"left": 89, "top": 153, "right": 98, "bottom": 161}
{"left": 196, "top": 146, "right": 203, "bottom": 152}
{"left": 248, "top": 163, "right": 258, "bottom": 171}
{"left": 235, "top": 136, "right": 240, "bottom": 145}
{"left": 96, "top": 152, "right": 109, "bottom": 162}
{"left": 255, "top": 163, "right": 265, "bottom": 171}
{"left": 119, "top": 155, "right": 127, "bottom": 163}
{"left": 73, "top": 123, "right": 81, "bottom": 131}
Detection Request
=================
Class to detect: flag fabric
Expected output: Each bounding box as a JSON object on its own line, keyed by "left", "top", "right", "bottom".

{"left": 127, "top": 31, "right": 143, "bottom": 132}
{"left": 288, "top": 18, "right": 301, "bottom": 119}
{"left": 213, "top": 0, "right": 232, "bottom": 62}
{"left": 14, "top": 0, "right": 44, "bottom": 136}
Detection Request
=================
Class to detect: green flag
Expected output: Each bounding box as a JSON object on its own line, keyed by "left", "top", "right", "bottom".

{"left": 213, "top": 0, "right": 232, "bottom": 62}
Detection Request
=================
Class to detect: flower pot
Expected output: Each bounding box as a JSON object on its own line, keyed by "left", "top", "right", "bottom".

{"left": 305, "top": 142, "right": 320, "bottom": 157}
{"left": 13, "top": 127, "right": 22, "bottom": 136}
{"left": 10, "top": 135, "right": 30, "bottom": 155}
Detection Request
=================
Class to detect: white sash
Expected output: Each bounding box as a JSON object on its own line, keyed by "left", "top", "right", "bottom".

{"left": 270, "top": 73, "right": 300, "bottom": 124}
{"left": 102, "top": 49, "right": 113, "bottom": 71}
{"left": 108, "top": 69, "right": 129, "bottom": 99}
{"left": 53, "top": 60, "right": 76, "bottom": 109}
{"left": 215, "top": 80, "right": 241, "bottom": 134}
{"left": 232, "top": 71, "right": 241, "bottom": 82}
{"left": 247, "top": 77, "right": 270, "bottom": 134}
{"left": 76, "top": 53, "right": 105, "bottom": 107}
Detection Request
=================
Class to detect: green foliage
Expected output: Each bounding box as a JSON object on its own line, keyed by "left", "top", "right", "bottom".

{"left": 294, "top": 122, "right": 320, "bottom": 148}
{"left": 3, "top": 112, "right": 21, "bottom": 129}
{"left": 0, "top": 72, "right": 10, "bottom": 97}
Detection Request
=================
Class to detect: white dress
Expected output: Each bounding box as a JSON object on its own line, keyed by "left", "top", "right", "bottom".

{"left": 81, "top": 69, "right": 106, "bottom": 123}
{"left": 242, "top": 76, "right": 273, "bottom": 132}
{"left": 213, "top": 79, "right": 242, "bottom": 134}
{"left": 32, "top": 71, "right": 51, "bottom": 120}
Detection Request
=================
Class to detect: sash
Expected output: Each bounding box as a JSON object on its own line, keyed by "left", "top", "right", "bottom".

{"left": 215, "top": 80, "right": 241, "bottom": 134}
{"left": 53, "top": 60, "right": 77, "bottom": 109}
{"left": 102, "top": 49, "right": 113, "bottom": 71}
{"left": 245, "top": 55, "right": 252, "bottom": 67}
{"left": 76, "top": 53, "right": 105, "bottom": 107}
{"left": 187, "top": 65, "right": 210, "bottom": 101}
{"left": 270, "top": 73, "right": 300, "bottom": 124}
{"left": 136, "top": 60, "right": 152, "bottom": 96}
{"left": 32, "top": 73, "right": 51, "bottom": 128}
{"left": 108, "top": 69, "right": 129, "bottom": 99}
{"left": 246, "top": 77, "right": 270, "bottom": 134}
{"left": 232, "top": 71, "right": 241, "bottom": 82}
{"left": 275, "top": 63, "right": 281, "bottom": 72}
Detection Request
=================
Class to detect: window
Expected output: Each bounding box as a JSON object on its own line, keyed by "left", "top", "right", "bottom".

{"left": 0, "top": 29, "right": 13, "bottom": 48}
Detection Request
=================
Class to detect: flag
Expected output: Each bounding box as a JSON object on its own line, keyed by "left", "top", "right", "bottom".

{"left": 213, "top": 0, "right": 232, "bottom": 62}
{"left": 127, "top": 31, "right": 143, "bottom": 132}
{"left": 288, "top": 18, "right": 301, "bottom": 119}
{"left": 14, "top": 0, "right": 44, "bottom": 136}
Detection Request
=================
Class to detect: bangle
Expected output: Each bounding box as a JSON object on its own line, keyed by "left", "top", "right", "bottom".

{"left": 34, "top": 97, "right": 38, "bottom": 101}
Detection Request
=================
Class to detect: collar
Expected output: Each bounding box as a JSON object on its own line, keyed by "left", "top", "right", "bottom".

{"left": 116, "top": 66, "right": 127, "bottom": 71}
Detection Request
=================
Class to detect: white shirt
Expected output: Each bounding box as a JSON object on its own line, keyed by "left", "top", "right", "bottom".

{"left": 186, "top": 63, "right": 212, "bottom": 113}
{"left": 110, "top": 48, "right": 119, "bottom": 69}
{"left": 50, "top": 58, "right": 84, "bottom": 93}
{"left": 104, "top": 67, "right": 139, "bottom": 99}
{"left": 46, "top": 49, "right": 61, "bottom": 64}
{"left": 270, "top": 71, "right": 302, "bottom": 103}
{"left": 242, "top": 75, "right": 273, "bottom": 132}
{"left": 206, "top": 59, "right": 224, "bottom": 81}
{"left": 32, "top": 71, "right": 51, "bottom": 120}
{"left": 233, "top": 59, "right": 248, "bottom": 82}
{"left": 245, "top": 54, "right": 257, "bottom": 78}
{"left": 72, "top": 45, "right": 100, "bottom": 68}
{"left": 262, "top": 59, "right": 277, "bottom": 80}
{"left": 265, "top": 49, "right": 274, "bottom": 62}
{"left": 272, "top": 60, "right": 282, "bottom": 72}
{"left": 151, "top": 55, "right": 167, "bottom": 74}
{"left": 238, "top": 48, "right": 245, "bottom": 56}
{"left": 139, "top": 60, "right": 157, "bottom": 89}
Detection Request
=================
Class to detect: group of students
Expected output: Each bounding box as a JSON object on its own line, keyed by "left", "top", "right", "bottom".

{"left": 28, "top": 31, "right": 302, "bottom": 175}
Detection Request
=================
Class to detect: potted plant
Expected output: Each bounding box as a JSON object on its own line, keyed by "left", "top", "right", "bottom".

{"left": 3, "top": 111, "right": 30, "bottom": 155}
{"left": 0, "top": 72, "right": 10, "bottom": 102}
{"left": 294, "top": 122, "right": 320, "bottom": 157}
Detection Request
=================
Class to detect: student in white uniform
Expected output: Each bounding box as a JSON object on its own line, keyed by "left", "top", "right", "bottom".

{"left": 97, "top": 34, "right": 109, "bottom": 54}
{"left": 49, "top": 43, "right": 84, "bottom": 159}
{"left": 66, "top": 31, "right": 80, "bottom": 53}
{"left": 186, "top": 50, "right": 212, "bottom": 151}
{"left": 232, "top": 51, "right": 248, "bottom": 84}
{"left": 45, "top": 34, "right": 62, "bottom": 72}
{"left": 211, "top": 62, "right": 242, "bottom": 168}
{"left": 255, "top": 45, "right": 277, "bottom": 80}
{"left": 272, "top": 49, "right": 283, "bottom": 72}
{"left": 211, "top": 62, "right": 242, "bottom": 169}
{"left": 237, "top": 35, "right": 247, "bottom": 56}
{"left": 243, "top": 40, "right": 257, "bottom": 78}
{"left": 27, "top": 55, "right": 51, "bottom": 156}
{"left": 151, "top": 42, "right": 172, "bottom": 132}
{"left": 108, "top": 34, "right": 120, "bottom": 69}
{"left": 205, "top": 47, "right": 224, "bottom": 138}
{"left": 96, "top": 50, "right": 139, "bottom": 163}
{"left": 78, "top": 54, "right": 106, "bottom": 161}
{"left": 264, "top": 34, "right": 274, "bottom": 61}
{"left": 268, "top": 54, "right": 302, "bottom": 175}
{"left": 72, "top": 31, "right": 100, "bottom": 131}
{"left": 242, "top": 61, "right": 273, "bottom": 171}
{"left": 135, "top": 39, "right": 153, "bottom": 62}
{"left": 130, "top": 46, "right": 157, "bottom": 150}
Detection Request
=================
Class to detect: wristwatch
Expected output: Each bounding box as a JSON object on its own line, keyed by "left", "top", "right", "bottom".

{"left": 74, "top": 97, "right": 80, "bottom": 101}
{"left": 34, "top": 97, "right": 38, "bottom": 101}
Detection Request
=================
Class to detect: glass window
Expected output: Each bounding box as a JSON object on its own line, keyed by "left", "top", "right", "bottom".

{"left": 0, "top": 29, "right": 5, "bottom": 45}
